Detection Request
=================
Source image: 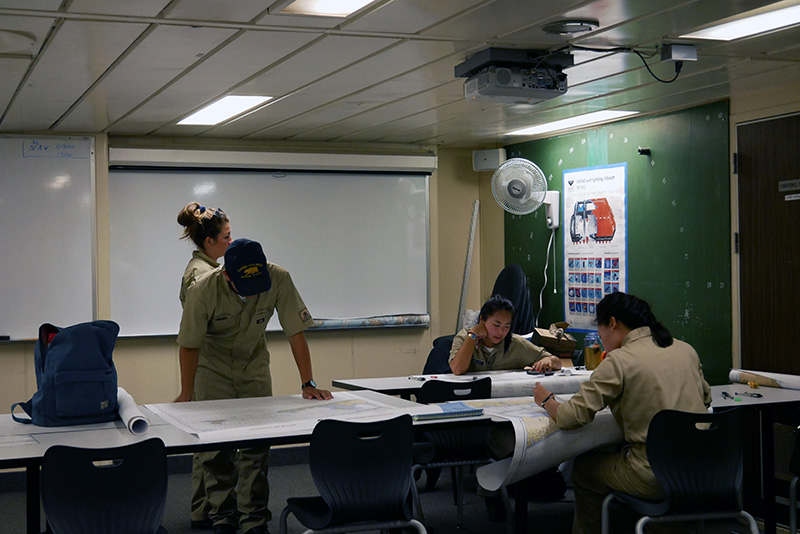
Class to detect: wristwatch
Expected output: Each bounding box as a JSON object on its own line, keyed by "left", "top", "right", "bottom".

{"left": 467, "top": 331, "right": 478, "bottom": 340}
{"left": 301, "top": 379, "right": 317, "bottom": 389}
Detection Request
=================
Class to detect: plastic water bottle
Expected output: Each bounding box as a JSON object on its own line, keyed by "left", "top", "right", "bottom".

{"left": 584, "top": 332, "right": 603, "bottom": 370}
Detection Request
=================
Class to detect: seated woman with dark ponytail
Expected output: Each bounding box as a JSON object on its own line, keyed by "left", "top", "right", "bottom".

{"left": 533, "top": 292, "right": 711, "bottom": 534}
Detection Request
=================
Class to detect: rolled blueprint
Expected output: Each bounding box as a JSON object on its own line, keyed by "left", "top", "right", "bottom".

{"left": 118, "top": 387, "right": 149, "bottom": 435}
{"left": 729, "top": 369, "right": 800, "bottom": 390}
{"left": 465, "top": 397, "right": 624, "bottom": 491}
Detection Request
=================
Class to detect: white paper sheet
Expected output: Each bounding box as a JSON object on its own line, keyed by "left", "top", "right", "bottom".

{"left": 117, "top": 387, "right": 149, "bottom": 435}
{"left": 464, "top": 396, "right": 624, "bottom": 491}
{"left": 145, "top": 391, "right": 436, "bottom": 441}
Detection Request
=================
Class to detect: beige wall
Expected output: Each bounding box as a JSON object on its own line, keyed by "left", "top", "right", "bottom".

{"left": 0, "top": 145, "right": 495, "bottom": 408}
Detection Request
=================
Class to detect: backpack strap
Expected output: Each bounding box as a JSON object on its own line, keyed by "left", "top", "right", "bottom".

{"left": 10, "top": 400, "right": 33, "bottom": 424}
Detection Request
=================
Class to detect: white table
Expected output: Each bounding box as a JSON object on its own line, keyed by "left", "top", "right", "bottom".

{"left": 711, "top": 384, "right": 800, "bottom": 534}
{"left": 1, "top": 390, "right": 483, "bottom": 534}
{"left": 332, "top": 369, "right": 592, "bottom": 400}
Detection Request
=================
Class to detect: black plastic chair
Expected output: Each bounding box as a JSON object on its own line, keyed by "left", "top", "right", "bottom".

{"left": 279, "top": 414, "right": 425, "bottom": 534}
{"left": 600, "top": 408, "right": 758, "bottom": 534}
{"left": 422, "top": 335, "right": 455, "bottom": 375}
{"left": 412, "top": 377, "right": 493, "bottom": 528}
{"left": 40, "top": 438, "right": 168, "bottom": 534}
{"left": 491, "top": 263, "right": 534, "bottom": 335}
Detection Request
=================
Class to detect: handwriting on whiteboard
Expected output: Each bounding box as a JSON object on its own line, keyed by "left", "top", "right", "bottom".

{"left": 22, "top": 138, "right": 90, "bottom": 159}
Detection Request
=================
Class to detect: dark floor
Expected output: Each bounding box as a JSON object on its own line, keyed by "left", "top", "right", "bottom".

{"left": 0, "top": 447, "right": 769, "bottom": 534}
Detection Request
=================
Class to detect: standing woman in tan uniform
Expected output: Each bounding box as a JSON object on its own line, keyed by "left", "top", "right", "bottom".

{"left": 177, "top": 202, "right": 233, "bottom": 530}
{"left": 533, "top": 292, "right": 711, "bottom": 534}
{"left": 178, "top": 202, "right": 232, "bottom": 305}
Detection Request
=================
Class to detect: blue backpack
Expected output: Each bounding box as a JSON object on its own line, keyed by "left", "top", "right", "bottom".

{"left": 12, "top": 320, "right": 120, "bottom": 427}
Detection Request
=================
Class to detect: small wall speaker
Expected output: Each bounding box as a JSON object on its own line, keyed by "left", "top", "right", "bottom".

{"left": 472, "top": 148, "right": 507, "bottom": 172}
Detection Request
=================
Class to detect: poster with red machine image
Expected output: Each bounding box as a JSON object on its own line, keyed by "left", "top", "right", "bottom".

{"left": 563, "top": 163, "right": 627, "bottom": 332}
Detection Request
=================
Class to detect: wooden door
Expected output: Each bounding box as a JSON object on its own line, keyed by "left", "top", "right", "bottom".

{"left": 737, "top": 113, "right": 800, "bottom": 373}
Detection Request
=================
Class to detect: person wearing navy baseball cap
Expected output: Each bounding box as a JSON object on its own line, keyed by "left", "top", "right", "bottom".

{"left": 176, "top": 237, "right": 332, "bottom": 534}
{"left": 223, "top": 238, "right": 272, "bottom": 296}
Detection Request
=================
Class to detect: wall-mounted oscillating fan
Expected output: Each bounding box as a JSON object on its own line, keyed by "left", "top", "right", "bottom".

{"left": 491, "top": 158, "right": 560, "bottom": 228}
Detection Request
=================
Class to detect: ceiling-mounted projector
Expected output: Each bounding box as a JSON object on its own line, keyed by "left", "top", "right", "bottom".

{"left": 455, "top": 48, "right": 573, "bottom": 105}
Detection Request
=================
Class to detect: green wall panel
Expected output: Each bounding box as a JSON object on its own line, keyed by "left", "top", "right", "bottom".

{"left": 504, "top": 101, "right": 731, "bottom": 385}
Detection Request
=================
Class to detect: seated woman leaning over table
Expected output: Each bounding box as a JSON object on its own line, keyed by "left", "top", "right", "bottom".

{"left": 533, "top": 291, "right": 711, "bottom": 534}
{"left": 449, "top": 294, "right": 561, "bottom": 375}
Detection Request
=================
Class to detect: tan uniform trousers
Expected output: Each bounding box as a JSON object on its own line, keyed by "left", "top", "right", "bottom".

{"left": 195, "top": 355, "right": 273, "bottom": 532}
{"left": 571, "top": 444, "right": 693, "bottom": 534}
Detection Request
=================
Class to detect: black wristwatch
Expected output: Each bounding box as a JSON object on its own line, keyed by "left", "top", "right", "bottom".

{"left": 301, "top": 379, "right": 317, "bottom": 389}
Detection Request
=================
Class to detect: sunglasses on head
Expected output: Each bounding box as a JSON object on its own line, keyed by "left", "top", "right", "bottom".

{"left": 198, "top": 206, "right": 225, "bottom": 219}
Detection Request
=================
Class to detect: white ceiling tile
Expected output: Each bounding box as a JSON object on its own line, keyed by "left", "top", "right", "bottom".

{"left": 56, "top": 25, "right": 238, "bottom": 132}
{"left": 0, "top": 0, "right": 61, "bottom": 10}
{"left": 0, "top": 57, "right": 29, "bottom": 113}
{"left": 164, "top": 0, "right": 270, "bottom": 23}
{"left": 0, "top": 0, "right": 798, "bottom": 146}
{"left": 113, "top": 30, "right": 321, "bottom": 135}
{"left": 342, "top": 0, "right": 485, "bottom": 34}
{"left": 1, "top": 19, "right": 148, "bottom": 131}
{"left": 0, "top": 14, "right": 60, "bottom": 56}
{"left": 67, "top": 0, "right": 171, "bottom": 17}
{"left": 202, "top": 34, "right": 401, "bottom": 137}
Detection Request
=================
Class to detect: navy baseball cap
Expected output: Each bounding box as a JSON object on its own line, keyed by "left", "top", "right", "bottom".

{"left": 224, "top": 239, "right": 272, "bottom": 296}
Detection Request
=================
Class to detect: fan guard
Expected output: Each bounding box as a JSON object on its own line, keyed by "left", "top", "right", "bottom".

{"left": 491, "top": 158, "right": 548, "bottom": 215}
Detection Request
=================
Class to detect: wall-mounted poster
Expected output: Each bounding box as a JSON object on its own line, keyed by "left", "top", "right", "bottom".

{"left": 563, "top": 163, "right": 627, "bottom": 332}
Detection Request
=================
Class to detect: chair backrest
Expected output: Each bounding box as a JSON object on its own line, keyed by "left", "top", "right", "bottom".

{"left": 416, "top": 378, "right": 492, "bottom": 460}
{"left": 41, "top": 438, "right": 167, "bottom": 534}
{"left": 646, "top": 408, "right": 744, "bottom": 513}
{"left": 422, "top": 335, "right": 454, "bottom": 375}
{"left": 492, "top": 263, "right": 533, "bottom": 335}
{"left": 416, "top": 377, "right": 492, "bottom": 404}
{"left": 309, "top": 415, "right": 414, "bottom": 525}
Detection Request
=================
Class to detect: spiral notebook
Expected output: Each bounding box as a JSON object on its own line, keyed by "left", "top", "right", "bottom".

{"left": 411, "top": 401, "right": 484, "bottom": 421}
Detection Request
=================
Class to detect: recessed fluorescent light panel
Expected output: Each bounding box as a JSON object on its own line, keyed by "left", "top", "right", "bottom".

{"left": 272, "top": 0, "right": 375, "bottom": 17}
{"left": 178, "top": 96, "right": 272, "bottom": 126}
{"left": 682, "top": 4, "right": 800, "bottom": 41}
{"left": 507, "top": 110, "right": 639, "bottom": 136}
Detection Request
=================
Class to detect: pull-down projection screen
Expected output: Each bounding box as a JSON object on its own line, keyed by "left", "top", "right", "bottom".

{"left": 109, "top": 168, "right": 429, "bottom": 336}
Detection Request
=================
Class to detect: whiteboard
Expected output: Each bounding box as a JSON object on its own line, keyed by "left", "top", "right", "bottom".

{"left": 0, "top": 136, "right": 95, "bottom": 340}
{"left": 108, "top": 169, "right": 429, "bottom": 336}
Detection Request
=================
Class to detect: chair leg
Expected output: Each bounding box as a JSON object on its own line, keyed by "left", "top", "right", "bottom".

{"left": 791, "top": 476, "right": 798, "bottom": 534}
{"left": 455, "top": 466, "right": 464, "bottom": 528}
{"left": 278, "top": 505, "right": 292, "bottom": 534}
{"left": 451, "top": 466, "right": 459, "bottom": 505}
{"left": 501, "top": 486, "right": 514, "bottom": 534}
{"left": 634, "top": 515, "right": 650, "bottom": 534}
{"left": 601, "top": 494, "right": 615, "bottom": 534}
{"left": 409, "top": 518, "right": 428, "bottom": 534}
{"left": 411, "top": 465, "right": 428, "bottom": 525}
{"left": 739, "top": 510, "right": 760, "bottom": 534}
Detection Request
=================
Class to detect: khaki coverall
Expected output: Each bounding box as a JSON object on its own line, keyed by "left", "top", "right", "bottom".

{"left": 179, "top": 249, "right": 229, "bottom": 524}
{"left": 555, "top": 327, "right": 712, "bottom": 534}
{"left": 177, "top": 262, "right": 313, "bottom": 532}
{"left": 449, "top": 329, "right": 555, "bottom": 372}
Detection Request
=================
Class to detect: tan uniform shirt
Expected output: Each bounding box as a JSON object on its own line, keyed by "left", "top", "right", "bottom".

{"left": 449, "top": 330, "right": 554, "bottom": 372}
{"left": 556, "top": 326, "right": 711, "bottom": 471}
{"left": 177, "top": 262, "right": 313, "bottom": 400}
{"left": 179, "top": 249, "right": 218, "bottom": 305}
